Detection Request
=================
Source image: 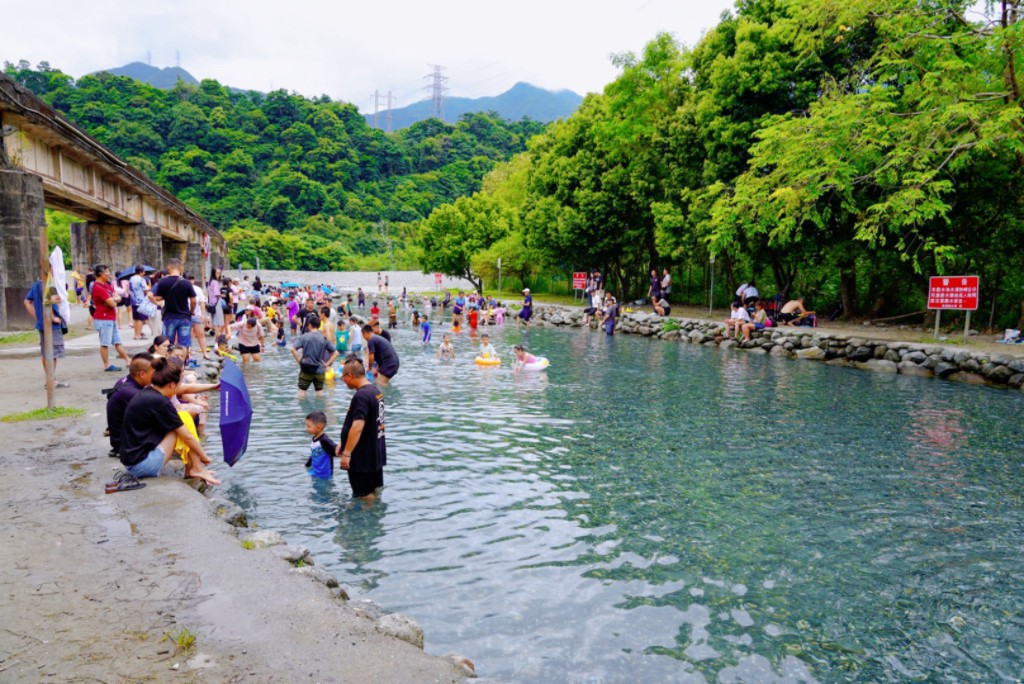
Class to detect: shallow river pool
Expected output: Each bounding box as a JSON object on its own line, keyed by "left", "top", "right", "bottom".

{"left": 215, "top": 322, "right": 1024, "bottom": 682}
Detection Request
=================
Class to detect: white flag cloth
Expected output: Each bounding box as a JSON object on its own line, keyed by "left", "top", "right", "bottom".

{"left": 49, "top": 246, "right": 71, "bottom": 323}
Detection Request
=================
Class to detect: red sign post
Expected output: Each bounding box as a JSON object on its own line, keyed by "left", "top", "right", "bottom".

{"left": 927, "top": 275, "right": 979, "bottom": 341}
{"left": 434, "top": 273, "right": 442, "bottom": 287}
{"left": 572, "top": 272, "right": 587, "bottom": 290}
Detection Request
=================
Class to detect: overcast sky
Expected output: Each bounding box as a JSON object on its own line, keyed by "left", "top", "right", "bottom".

{"left": 5, "top": 0, "right": 736, "bottom": 112}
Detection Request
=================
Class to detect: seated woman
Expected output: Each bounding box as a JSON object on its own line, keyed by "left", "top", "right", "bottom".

{"left": 724, "top": 301, "right": 750, "bottom": 338}
{"left": 741, "top": 301, "right": 770, "bottom": 342}
{"left": 119, "top": 357, "right": 220, "bottom": 485}
{"left": 652, "top": 296, "right": 671, "bottom": 317}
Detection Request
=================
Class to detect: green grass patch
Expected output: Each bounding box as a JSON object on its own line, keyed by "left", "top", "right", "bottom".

{"left": 0, "top": 331, "right": 37, "bottom": 346}
{"left": 662, "top": 319, "right": 682, "bottom": 332}
{"left": 164, "top": 627, "right": 196, "bottom": 652}
{"left": 1, "top": 406, "right": 85, "bottom": 423}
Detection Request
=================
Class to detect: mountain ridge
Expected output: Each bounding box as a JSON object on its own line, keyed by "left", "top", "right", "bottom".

{"left": 368, "top": 82, "right": 583, "bottom": 129}
{"left": 95, "top": 62, "right": 199, "bottom": 89}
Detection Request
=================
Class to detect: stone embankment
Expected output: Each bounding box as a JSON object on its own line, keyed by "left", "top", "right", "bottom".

{"left": 531, "top": 306, "right": 1024, "bottom": 389}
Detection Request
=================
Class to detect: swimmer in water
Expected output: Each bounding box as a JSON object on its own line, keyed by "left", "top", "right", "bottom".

{"left": 512, "top": 344, "right": 537, "bottom": 372}
{"left": 478, "top": 333, "right": 496, "bottom": 359}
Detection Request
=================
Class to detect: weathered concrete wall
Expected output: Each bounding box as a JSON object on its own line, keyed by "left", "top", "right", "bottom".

{"left": 70, "top": 222, "right": 162, "bottom": 276}
{"left": 0, "top": 170, "right": 44, "bottom": 330}
{"left": 531, "top": 305, "right": 1024, "bottom": 390}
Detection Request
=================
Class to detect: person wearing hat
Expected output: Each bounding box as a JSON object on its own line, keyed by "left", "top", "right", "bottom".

{"left": 517, "top": 288, "right": 533, "bottom": 329}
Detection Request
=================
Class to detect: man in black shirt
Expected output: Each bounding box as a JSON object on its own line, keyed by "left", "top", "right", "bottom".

{"left": 149, "top": 258, "right": 196, "bottom": 350}
{"left": 362, "top": 324, "right": 399, "bottom": 387}
{"left": 336, "top": 357, "right": 386, "bottom": 499}
{"left": 120, "top": 358, "right": 219, "bottom": 485}
{"left": 105, "top": 354, "right": 154, "bottom": 457}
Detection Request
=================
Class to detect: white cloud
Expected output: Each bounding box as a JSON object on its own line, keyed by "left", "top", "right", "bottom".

{"left": 6, "top": 0, "right": 735, "bottom": 112}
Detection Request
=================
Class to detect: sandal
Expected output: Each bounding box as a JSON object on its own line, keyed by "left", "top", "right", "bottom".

{"left": 105, "top": 471, "right": 146, "bottom": 493}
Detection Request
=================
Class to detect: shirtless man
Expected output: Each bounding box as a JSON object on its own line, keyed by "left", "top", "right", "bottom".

{"left": 779, "top": 297, "right": 812, "bottom": 326}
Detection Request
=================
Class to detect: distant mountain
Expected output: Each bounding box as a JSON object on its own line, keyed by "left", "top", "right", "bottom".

{"left": 93, "top": 62, "right": 199, "bottom": 89}
{"left": 367, "top": 82, "right": 583, "bottom": 130}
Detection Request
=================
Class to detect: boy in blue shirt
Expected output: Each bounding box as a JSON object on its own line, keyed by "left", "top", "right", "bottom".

{"left": 420, "top": 315, "right": 432, "bottom": 344}
{"left": 303, "top": 410, "right": 337, "bottom": 479}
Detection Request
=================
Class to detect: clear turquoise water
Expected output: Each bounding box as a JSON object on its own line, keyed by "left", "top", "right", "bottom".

{"left": 216, "top": 322, "right": 1024, "bottom": 683}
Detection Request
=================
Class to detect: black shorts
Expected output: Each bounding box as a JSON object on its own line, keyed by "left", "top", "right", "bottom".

{"left": 238, "top": 343, "right": 261, "bottom": 355}
{"left": 131, "top": 304, "right": 149, "bottom": 321}
{"left": 378, "top": 364, "right": 398, "bottom": 379}
{"left": 347, "top": 469, "right": 383, "bottom": 497}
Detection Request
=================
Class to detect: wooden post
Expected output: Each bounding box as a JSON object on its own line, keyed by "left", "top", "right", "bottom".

{"left": 39, "top": 224, "right": 54, "bottom": 409}
{"left": 964, "top": 310, "right": 971, "bottom": 344}
{"left": 933, "top": 309, "right": 941, "bottom": 339}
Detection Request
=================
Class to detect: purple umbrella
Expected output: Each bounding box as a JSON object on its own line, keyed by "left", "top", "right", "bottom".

{"left": 219, "top": 360, "right": 252, "bottom": 467}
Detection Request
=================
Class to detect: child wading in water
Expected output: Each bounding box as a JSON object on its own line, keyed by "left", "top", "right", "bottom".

{"left": 420, "top": 315, "right": 432, "bottom": 344}
{"left": 304, "top": 410, "right": 337, "bottom": 479}
{"left": 437, "top": 333, "right": 455, "bottom": 361}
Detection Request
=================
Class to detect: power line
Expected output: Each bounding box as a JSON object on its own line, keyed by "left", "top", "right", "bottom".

{"left": 370, "top": 90, "right": 397, "bottom": 131}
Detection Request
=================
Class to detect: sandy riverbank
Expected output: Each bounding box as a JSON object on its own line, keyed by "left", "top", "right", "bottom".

{"left": 0, "top": 348, "right": 470, "bottom": 681}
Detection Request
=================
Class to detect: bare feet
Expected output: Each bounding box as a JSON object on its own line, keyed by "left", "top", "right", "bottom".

{"left": 186, "top": 467, "right": 221, "bottom": 485}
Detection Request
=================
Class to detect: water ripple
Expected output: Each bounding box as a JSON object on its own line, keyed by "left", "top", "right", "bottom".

{"left": 213, "top": 323, "right": 1024, "bottom": 682}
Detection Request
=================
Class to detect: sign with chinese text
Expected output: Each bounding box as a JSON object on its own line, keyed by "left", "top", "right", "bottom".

{"left": 928, "top": 276, "right": 979, "bottom": 310}
{"left": 572, "top": 272, "right": 587, "bottom": 289}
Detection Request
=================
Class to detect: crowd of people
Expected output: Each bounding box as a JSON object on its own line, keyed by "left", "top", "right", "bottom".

{"left": 32, "top": 259, "right": 819, "bottom": 500}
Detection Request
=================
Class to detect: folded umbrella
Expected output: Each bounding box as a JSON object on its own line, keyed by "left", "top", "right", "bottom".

{"left": 219, "top": 360, "right": 253, "bottom": 467}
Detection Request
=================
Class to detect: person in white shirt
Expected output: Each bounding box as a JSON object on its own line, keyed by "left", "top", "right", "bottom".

{"left": 188, "top": 274, "right": 211, "bottom": 360}
{"left": 724, "top": 301, "right": 751, "bottom": 338}
{"left": 660, "top": 268, "right": 672, "bottom": 298}
{"left": 742, "top": 282, "right": 759, "bottom": 307}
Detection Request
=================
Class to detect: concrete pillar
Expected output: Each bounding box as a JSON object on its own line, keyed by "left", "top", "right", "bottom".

{"left": 0, "top": 170, "right": 44, "bottom": 330}
{"left": 161, "top": 238, "right": 188, "bottom": 270}
{"left": 184, "top": 241, "right": 203, "bottom": 279}
{"left": 70, "top": 222, "right": 162, "bottom": 277}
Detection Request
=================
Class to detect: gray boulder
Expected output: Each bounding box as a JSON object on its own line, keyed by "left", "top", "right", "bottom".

{"left": 902, "top": 351, "right": 927, "bottom": 364}
{"left": 898, "top": 362, "right": 933, "bottom": 378}
{"left": 376, "top": 613, "right": 425, "bottom": 649}
{"left": 351, "top": 599, "right": 386, "bottom": 620}
{"left": 933, "top": 362, "right": 959, "bottom": 379}
{"left": 1009, "top": 373, "right": 1024, "bottom": 389}
{"left": 850, "top": 346, "right": 874, "bottom": 362}
{"left": 208, "top": 497, "right": 248, "bottom": 528}
{"left": 982, "top": 364, "right": 1015, "bottom": 384}
{"left": 769, "top": 345, "right": 790, "bottom": 357}
{"left": 795, "top": 346, "right": 826, "bottom": 360}
{"left": 272, "top": 544, "right": 313, "bottom": 565}
{"left": 240, "top": 529, "right": 286, "bottom": 549}
{"left": 855, "top": 359, "right": 898, "bottom": 374}
{"left": 290, "top": 565, "right": 339, "bottom": 588}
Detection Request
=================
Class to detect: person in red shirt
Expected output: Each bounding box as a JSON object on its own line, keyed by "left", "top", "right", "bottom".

{"left": 468, "top": 307, "right": 479, "bottom": 330}
{"left": 92, "top": 264, "right": 131, "bottom": 371}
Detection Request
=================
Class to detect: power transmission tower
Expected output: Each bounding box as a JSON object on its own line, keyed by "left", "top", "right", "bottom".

{"left": 147, "top": 51, "right": 152, "bottom": 66}
{"left": 371, "top": 91, "right": 396, "bottom": 131}
{"left": 424, "top": 65, "right": 448, "bottom": 121}
{"left": 176, "top": 50, "right": 181, "bottom": 68}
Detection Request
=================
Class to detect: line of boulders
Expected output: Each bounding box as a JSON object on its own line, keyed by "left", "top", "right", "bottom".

{"left": 532, "top": 306, "right": 1024, "bottom": 389}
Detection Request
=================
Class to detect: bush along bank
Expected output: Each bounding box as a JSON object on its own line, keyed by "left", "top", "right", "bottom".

{"left": 529, "top": 306, "right": 1024, "bottom": 390}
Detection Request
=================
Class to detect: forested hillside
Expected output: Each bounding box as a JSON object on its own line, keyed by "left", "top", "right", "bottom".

{"left": 3, "top": 60, "right": 544, "bottom": 271}
{"left": 418, "top": 0, "right": 1024, "bottom": 326}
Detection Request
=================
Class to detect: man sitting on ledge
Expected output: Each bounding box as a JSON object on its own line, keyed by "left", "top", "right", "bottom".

{"left": 120, "top": 357, "right": 220, "bottom": 485}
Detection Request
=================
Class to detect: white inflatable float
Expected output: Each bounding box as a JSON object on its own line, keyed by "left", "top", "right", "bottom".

{"left": 520, "top": 357, "right": 550, "bottom": 371}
